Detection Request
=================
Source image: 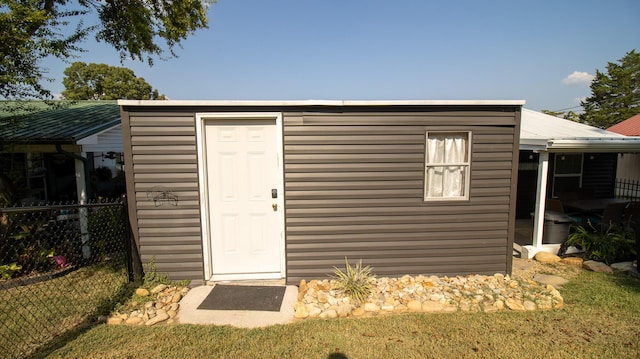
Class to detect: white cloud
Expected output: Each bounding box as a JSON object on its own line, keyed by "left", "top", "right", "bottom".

{"left": 562, "top": 71, "right": 594, "bottom": 85}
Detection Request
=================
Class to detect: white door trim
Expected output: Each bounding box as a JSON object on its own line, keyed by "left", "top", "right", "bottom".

{"left": 195, "top": 112, "right": 285, "bottom": 281}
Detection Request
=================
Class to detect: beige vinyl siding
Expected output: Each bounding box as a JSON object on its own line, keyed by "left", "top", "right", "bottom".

{"left": 123, "top": 111, "right": 204, "bottom": 282}
{"left": 284, "top": 111, "right": 518, "bottom": 283}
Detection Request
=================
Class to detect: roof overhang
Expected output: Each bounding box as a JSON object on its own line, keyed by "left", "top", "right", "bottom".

{"left": 118, "top": 99, "right": 526, "bottom": 107}
{"left": 545, "top": 138, "right": 640, "bottom": 152}
{"left": 2, "top": 144, "right": 82, "bottom": 154}
{"left": 519, "top": 108, "right": 640, "bottom": 153}
{"left": 520, "top": 138, "right": 640, "bottom": 153}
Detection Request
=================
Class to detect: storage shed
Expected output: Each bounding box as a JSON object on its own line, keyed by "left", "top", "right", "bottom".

{"left": 118, "top": 100, "right": 523, "bottom": 285}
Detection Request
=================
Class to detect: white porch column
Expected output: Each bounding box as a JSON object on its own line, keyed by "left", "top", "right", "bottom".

{"left": 75, "top": 158, "right": 87, "bottom": 204}
{"left": 75, "top": 157, "right": 91, "bottom": 258}
{"left": 531, "top": 151, "right": 549, "bottom": 249}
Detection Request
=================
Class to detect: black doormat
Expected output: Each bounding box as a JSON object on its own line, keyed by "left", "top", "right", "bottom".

{"left": 197, "top": 285, "right": 286, "bottom": 312}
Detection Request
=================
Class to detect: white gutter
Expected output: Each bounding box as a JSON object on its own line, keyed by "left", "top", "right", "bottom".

{"left": 546, "top": 138, "right": 640, "bottom": 152}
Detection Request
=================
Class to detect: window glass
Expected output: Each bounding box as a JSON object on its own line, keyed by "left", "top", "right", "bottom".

{"left": 553, "top": 153, "right": 583, "bottom": 197}
{"left": 424, "top": 132, "right": 470, "bottom": 200}
{"left": 555, "top": 154, "right": 582, "bottom": 175}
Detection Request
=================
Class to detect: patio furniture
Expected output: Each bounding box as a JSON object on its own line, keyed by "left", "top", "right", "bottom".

{"left": 545, "top": 198, "right": 565, "bottom": 213}
{"left": 562, "top": 198, "right": 628, "bottom": 214}
{"left": 597, "top": 202, "right": 629, "bottom": 230}
{"left": 623, "top": 202, "right": 640, "bottom": 228}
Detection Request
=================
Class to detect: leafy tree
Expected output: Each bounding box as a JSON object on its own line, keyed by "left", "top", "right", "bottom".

{"left": 62, "top": 62, "right": 166, "bottom": 100}
{"left": 541, "top": 109, "right": 580, "bottom": 122}
{"left": 0, "top": 0, "right": 212, "bottom": 100}
{"left": 580, "top": 50, "right": 640, "bottom": 128}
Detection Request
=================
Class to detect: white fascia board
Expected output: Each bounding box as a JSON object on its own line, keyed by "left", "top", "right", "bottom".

{"left": 519, "top": 144, "right": 548, "bottom": 151}
{"left": 118, "top": 99, "right": 526, "bottom": 107}
{"left": 546, "top": 138, "right": 640, "bottom": 152}
{"left": 341, "top": 100, "right": 525, "bottom": 106}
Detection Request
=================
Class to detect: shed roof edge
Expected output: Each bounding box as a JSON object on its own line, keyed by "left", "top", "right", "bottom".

{"left": 117, "top": 99, "right": 526, "bottom": 107}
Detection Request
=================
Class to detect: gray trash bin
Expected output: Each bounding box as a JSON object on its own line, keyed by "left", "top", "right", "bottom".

{"left": 542, "top": 211, "right": 576, "bottom": 244}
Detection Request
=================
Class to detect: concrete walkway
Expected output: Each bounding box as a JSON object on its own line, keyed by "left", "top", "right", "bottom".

{"left": 176, "top": 283, "right": 298, "bottom": 328}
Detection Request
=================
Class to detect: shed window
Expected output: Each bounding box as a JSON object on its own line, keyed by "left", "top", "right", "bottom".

{"left": 424, "top": 132, "right": 471, "bottom": 200}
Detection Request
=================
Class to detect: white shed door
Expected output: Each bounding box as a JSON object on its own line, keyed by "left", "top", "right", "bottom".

{"left": 204, "top": 120, "right": 282, "bottom": 280}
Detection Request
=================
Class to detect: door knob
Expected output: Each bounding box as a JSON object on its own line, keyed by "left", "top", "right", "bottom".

{"left": 272, "top": 203, "right": 278, "bottom": 211}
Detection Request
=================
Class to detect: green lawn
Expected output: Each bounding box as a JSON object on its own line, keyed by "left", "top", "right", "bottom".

{"left": 0, "top": 262, "right": 129, "bottom": 358}
{"left": 35, "top": 270, "right": 640, "bottom": 359}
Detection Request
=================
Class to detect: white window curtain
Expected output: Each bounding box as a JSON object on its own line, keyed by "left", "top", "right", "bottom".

{"left": 426, "top": 133, "right": 468, "bottom": 198}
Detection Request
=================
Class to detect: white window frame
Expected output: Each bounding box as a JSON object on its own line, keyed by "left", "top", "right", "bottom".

{"left": 552, "top": 153, "right": 583, "bottom": 197}
{"left": 424, "top": 131, "right": 472, "bottom": 201}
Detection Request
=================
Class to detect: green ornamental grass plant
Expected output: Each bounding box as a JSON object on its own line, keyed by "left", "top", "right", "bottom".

{"left": 331, "top": 257, "right": 375, "bottom": 306}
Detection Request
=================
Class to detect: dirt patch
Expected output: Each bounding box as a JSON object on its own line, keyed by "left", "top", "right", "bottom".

{"left": 512, "top": 256, "right": 582, "bottom": 281}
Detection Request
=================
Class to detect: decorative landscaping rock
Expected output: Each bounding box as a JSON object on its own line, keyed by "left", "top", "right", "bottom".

{"left": 135, "top": 288, "right": 150, "bottom": 297}
{"left": 337, "top": 303, "right": 352, "bottom": 317}
{"left": 107, "top": 317, "right": 124, "bottom": 325}
{"left": 125, "top": 316, "right": 143, "bottom": 325}
{"left": 560, "top": 257, "right": 584, "bottom": 268}
{"left": 107, "top": 285, "right": 190, "bottom": 326}
{"left": 407, "top": 300, "right": 422, "bottom": 312}
{"left": 422, "top": 301, "right": 443, "bottom": 313}
{"left": 322, "top": 309, "right": 338, "bottom": 319}
{"left": 533, "top": 273, "right": 569, "bottom": 288}
{"left": 523, "top": 301, "right": 537, "bottom": 311}
{"left": 363, "top": 303, "right": 380, "bottom": 312}
{"left": 146, "top": 310, "right": 169, "bottom": 326}
{"left": 293, "top": 272, "right": 564, "bottom": 321}
{"left": 582, "top": 260, "right": 613, "bottom": 274}
{"left": 483, "top": 303, "right": 499, "bottom": 313}
{"left": 610, "top": 261, "right": 635, "bottom": 273}
{"left": 534, "top": 252, "right": 561, "bottom": 264}
{"left": 293, "top": 302, "right": 309, "bottom": 319}
{"left": 150, "top": 284, "right": 168, "bottom": 294}
{"left": 505, "top": 298, "right": 526, "bottom": 311}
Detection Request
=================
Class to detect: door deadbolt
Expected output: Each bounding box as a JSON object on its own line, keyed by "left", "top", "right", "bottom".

{"left": 272, "top": 203, "right": 278, "bottom": 211}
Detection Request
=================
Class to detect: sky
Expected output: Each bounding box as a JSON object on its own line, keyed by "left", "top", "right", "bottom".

{"left": 40, "top": 0, "right": 640, "bottom": 112}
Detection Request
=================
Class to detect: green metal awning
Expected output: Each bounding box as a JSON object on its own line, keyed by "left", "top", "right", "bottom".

{"left": 0, "top": 101, "right": 120, "bottom": 144}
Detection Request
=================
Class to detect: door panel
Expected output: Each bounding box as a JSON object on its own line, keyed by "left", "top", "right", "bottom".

{"left": 205, "top": 120, "right": 281, "bottom": 277}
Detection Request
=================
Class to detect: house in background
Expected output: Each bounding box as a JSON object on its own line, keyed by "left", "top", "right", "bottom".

{"left": 0, "top": 101, "right": 124, "bottom": 204}
{"left": 608, "top": 114, "right": 640, "bottom": 198}
{"left": 516, "top": 109, "right": 640, "bottom": 258}
{"left": 118, "top": 100, "right": 523, "bottom": 285}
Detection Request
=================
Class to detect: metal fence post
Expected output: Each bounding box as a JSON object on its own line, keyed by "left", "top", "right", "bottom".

{"left": 121, "top": 194, "right": 142, "bottom": 284}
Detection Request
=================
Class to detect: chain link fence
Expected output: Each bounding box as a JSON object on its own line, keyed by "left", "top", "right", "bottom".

{"left": 0, "top": 199, "right": 136, "bottom": 358}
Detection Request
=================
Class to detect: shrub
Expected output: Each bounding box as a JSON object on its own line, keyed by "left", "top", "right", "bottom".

{"left": 331, "top": 257, "right": 375, "bottom": 306}
{"left": 565, "top": 223, "right": 636, "bottom": 265}
{"left": 0, "top": 262, "right": 21, "bottom": 279}
{"left": 142, "top": 256, "right": 170, "bottom": 287}
{"left": 9, "top": 221, "right": 55, "bottom": 275}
